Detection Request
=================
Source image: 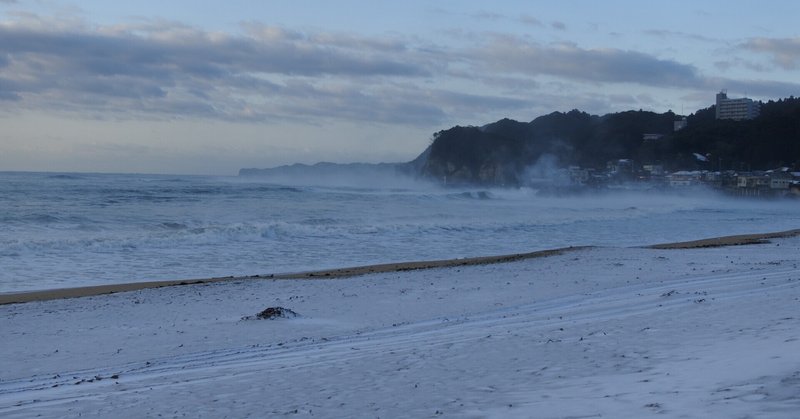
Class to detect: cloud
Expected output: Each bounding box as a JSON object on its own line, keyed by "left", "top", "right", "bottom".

{"left": 473, "top": 74, "right": 540, "bottom": 92}
{"left": 459, "top": 36, "right": 800, "bottom": 106}
{"left": 0, "top": 76, "right": 24, "bottom": 101}
{"left": 0, "top": 15, "right": 450, "bottom": 124}
{"left": 470, "top": 11, "right": 504, "bottom": 21}
{"left": 2, "top": 13, "right": 799, "bottom": 130}
{"left": 470, "top": 37, "right": 702, "bottom": 87}
{"left": 0, "top": 21, "right": 424, "bottom": 79}
{"left": 643, "top": 29, "right": 718, "bottom": 43}
{"left": 740, "top": 37, "right": 800, "bottom": 69}
{"left": 429, "top": 89, "right": 531, "bottom": 116}
{"left": 251, "top": 81, "right": 530, "bottom": 126}
{"left": 551, "top": 21, "right": 567, "bottom": 31}
{"left": 0, "top": 91, "right": 20, "bottom": 101}
{"left": 518, "top": 15, "right": 542, "bottom": 27}
{"left": 0, "top": 14, "right": 543, "bottom": 127}
{"left": 713, "top": 58, "right": 767, "bottom": 73}
{"left": 705, "top": 78, "right": 800, "bottom": 99}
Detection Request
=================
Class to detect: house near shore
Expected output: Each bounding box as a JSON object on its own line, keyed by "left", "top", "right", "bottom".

{"left": 542, "top": 161, "right": 798, "bottom": 197}
{"left": 568, "top": 166, "right": 591, "bottom": 185}
{"left": 701, "top": 171, "right": 723, "bottom": 187}
{"left": 642, "top": 164, "right": 665, "bottom": 176}
{"left": 732, "top": 169, "right": 800, "bottom": 197}
{"left": 770, "top": 178, "right": 794, "bottom": 190}
{"left": 737, "top": 173, "right": 770, "bottom": 189}
{"left": 790, "top": 182, "right": 800, "bottom": 196}
{"left": 667, "top": 171, "right": 702, "bottom": 187}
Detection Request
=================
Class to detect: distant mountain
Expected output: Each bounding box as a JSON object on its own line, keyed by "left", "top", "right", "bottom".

{"left": 242, "top": 97, "right": 800, "bottom": 187}
{"left": 416, "top": 109, "right": 677, "bottom": 185}
{"left": 669, "top": 97, "right": 800, "bottom": 171}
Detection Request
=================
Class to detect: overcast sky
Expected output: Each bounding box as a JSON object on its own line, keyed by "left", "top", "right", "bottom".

{"left": 2, "top": 1, "right": 799, "bottom": 175}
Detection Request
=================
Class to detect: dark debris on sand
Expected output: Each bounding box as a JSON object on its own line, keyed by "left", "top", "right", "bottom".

{"left": 242, "top": 307, "right": 299, "bottom": 321}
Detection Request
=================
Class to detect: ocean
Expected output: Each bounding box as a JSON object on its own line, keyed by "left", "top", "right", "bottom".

{"left": 1, "top": 171, "right": 798, "bottom": 293}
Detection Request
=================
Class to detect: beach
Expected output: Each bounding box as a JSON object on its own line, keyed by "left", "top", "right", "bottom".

{"left": 2, "top": 231, "right": 800, "bottom": 418}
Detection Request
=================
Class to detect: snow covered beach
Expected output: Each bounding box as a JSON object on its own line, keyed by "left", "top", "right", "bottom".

{"left": 2, "top": 231, "right": 800, "bottom": 418}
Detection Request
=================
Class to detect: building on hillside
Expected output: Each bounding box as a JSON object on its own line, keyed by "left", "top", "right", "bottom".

{"left": 674, "top": 117, "right": 688, "bottom": 131}
{"left": 715, "top": 90, "right": 760, "bottom": 120}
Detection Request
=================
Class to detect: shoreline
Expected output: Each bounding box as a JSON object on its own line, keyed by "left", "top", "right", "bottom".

{"left": 645, "top": 228, "right": 800, "bottom": 249}
{"left": 2, "top": 228, "right": 799, "bottom": 305}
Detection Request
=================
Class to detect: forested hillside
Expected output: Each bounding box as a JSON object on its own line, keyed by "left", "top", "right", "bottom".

{"left": 415, "top": 97, "right": 800, "bottom": 185}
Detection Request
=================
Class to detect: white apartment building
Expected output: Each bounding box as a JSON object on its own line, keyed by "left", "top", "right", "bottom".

{"left": 715, "top": 90, "right": 760, "bottom": 120}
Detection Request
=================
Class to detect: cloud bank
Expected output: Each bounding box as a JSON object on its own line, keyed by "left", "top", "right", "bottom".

{"left": 470, "top": 37, "right": 702, "bottom": 87}
{"left": 741, "top": 37, "right": 800, "bottom": 70}
{"left": 1, "top": 13, "right": 799, "bottom": 127}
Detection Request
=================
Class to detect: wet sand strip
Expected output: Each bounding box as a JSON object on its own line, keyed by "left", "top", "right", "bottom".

{"left": 0, "top": 246, "right": 587, "bottom": 305}
{"left": 646, "top": 228, "right": 800, "bottom": 249}
{"left": 3, "top": 228, "right": 799, "bottom": 305}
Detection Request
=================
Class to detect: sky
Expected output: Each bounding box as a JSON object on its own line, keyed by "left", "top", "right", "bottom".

{"left": 1, "top": 1, "right": 799, "bottom": 175}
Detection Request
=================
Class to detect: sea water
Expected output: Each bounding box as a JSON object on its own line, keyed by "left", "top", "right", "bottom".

{"left": 1, "top": 171, "right": 798, "bottom": 292}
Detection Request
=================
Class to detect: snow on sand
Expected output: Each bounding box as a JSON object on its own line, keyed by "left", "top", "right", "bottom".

{"left": 2, "top": 236, "right": 800, "bottom": 418}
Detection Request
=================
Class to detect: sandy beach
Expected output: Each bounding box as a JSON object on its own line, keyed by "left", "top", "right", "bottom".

{"left": 2, "top": 231, "right": 800, "bottom": 418}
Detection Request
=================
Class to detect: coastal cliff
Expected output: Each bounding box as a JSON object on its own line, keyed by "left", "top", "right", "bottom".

{"left": 242, "top": 97, "right": 800, "bottom": 187}
{"left": 413, "top": 97, "right": 800, "bottom": 186}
